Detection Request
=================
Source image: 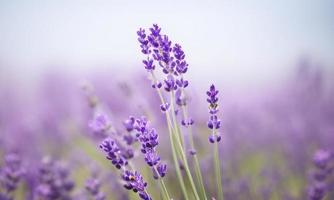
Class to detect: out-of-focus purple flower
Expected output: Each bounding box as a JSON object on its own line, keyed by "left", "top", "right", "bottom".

{"left": 206, "top": 84, "right": 223, "bottom": 143}
{"left": 175, "top": 89, "right": 186, "bottom": 107}
{"left": 35, "top": 157, "right": 75, "bottom": 200}
{"left": 308, "top": 182, "right": 326, "bottom": 200}
{"left": 99, "top": 138, "right": 128, "bottom": 169}
{"left": 308, "top": 149, "right": 333, "bottom": 200}
{"left": 85, "top": 177, "right": 106, "bottom": 200}
{"left": 313, "top": 150, "right": 331, "bottom": 169}
{"left": 122, "top": 170, "right": 151, "bottom": 200}
{"left": 89, "top": 114, "right": 111, "bottom": 135}
{"left": 123, "top": 116, "right": 136, "bottom": 132}
{"left": 0, "top": 153, "right": 24, "bottom": 196}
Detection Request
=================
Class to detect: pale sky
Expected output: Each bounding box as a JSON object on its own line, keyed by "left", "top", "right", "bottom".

{"left": 0, "top": 0, "right": 333, "bottom": 88}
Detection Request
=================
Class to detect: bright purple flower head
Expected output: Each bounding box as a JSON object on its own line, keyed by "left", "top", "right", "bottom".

{"left": 207, "top": 84, "right": 219, "bottom": 115}
{"left": 206, "top": 84, "right": 223, "bottom": 143}
{"left": 133, "top": 116, "right": 167, "bottom": 179}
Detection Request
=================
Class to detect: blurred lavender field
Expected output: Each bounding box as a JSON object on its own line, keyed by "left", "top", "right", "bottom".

{"left": 1, "top": 1, "right": 334, "bottom": 200}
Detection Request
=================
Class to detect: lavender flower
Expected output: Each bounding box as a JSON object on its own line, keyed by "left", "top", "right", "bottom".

{"left": 122, "top": 170, "right": 151, "bottom": 200}
{"left": 133, "top": 116, "right": 167, "bottom": 179}
{"left": 0, "top": 153, "right": 24, "bottom": 197}
{"left": 35, "top": 157, "right": 75, "bottom": 200}
{"left": 308, "top": 150, "right": 333, "bottom": 200}
{"left": 99, "top": 138, "right": 128, "bottom": 169}
{"left": 207, "top": 84, "right": 222, "bottom": 143}
{"left": 89, "top": 114, "right": 111, "bottom": 136}
{"left": 85, "top": 177, "right": 106, "bottom": 200}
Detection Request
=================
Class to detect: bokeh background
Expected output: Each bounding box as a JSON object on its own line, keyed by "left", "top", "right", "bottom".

{"left": 0, "top": 0, "right": 334, "bottom": 200}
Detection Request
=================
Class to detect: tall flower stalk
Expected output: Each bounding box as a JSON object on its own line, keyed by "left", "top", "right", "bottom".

{"left": 137, "top": 24, "right": 205, "bottom": 200}
{"left": 207, "top": 84, "right": 224, "bottom": 200}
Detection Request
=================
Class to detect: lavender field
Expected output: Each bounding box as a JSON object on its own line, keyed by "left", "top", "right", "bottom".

{"left": 1, "top": 1, "right": 334, "bottom": 200}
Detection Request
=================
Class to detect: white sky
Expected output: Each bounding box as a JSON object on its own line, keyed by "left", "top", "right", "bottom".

{"left": 0, "top": 0, "right": 333, "bottom": 88}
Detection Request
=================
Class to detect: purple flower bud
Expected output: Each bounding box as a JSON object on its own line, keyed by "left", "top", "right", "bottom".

{"left": 123, "top": 116, "right": 136, "bottom": 132}
{"left": 209, "top": 135, "right": 215, "bottom": 143}
{"left": 89, "top": 114, "right": 111, "bottom": 135}
{"left": 181, "top": 118, "right": 194, "bottom": 127}
{"left": 152, "top": 81, "right": 162, "bottom": 89}
{"left": 143, "top": 58, "right": 155, "bottom": 71}
{"left": 145, "top": 153, "right": 161, "bottom": 167}
{"left": 164, "top": 75, "right": 177, "bottom": 92}
{"left": 216, "top": 133, "right": 222, "bottom": 142}
{"left": 176, "top": 78, "right": 189, "bottom": 88}
{"left": 160, "top": 103, "right": 170, "bottom": 112}
{"left": 153, "top": 163, "right": 167, "bottom": 179}
{"left": 313, "top": 150, "right": 331, "bottom": 169}
{"left": 189, "top": 149, "right": 197, "bottom": 156}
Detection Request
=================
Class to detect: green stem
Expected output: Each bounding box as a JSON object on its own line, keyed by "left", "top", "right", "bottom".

{"left": 152, "top": 166, "right": 171, "bottom": 200}
{"left": 169, "top": 92, "right": 200, "bottom": 200}
{"left": 151, "top": 71, "right": 199, "bottom": 200}
{"left": 213, "top": 129, "right": 224, "bottom": 200}
{"left": 151, "top": 72, "right": 189, "bottom": 200}
{"left": 181, "top": 106, "right": 207, "bottom": 200}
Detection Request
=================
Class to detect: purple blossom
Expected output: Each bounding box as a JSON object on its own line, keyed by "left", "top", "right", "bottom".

{"left": 313, "top": 150, "right": 331, "bottom": 169}
{"left": 89, "top": 114, "right": 111, "bottom": 135}
{"left": 206, "top": 84, "right": 222, "bottom": 143}
{"left": 133, "top": 116, "right": 167, "bottom": 179}
{"left": 0, "top": 153, "right": 24, "bottom": 195}
{"left": 181, "top": 118, "right": 194, "bottom": 127}
{"left": 164, "top": 75, "right": 177, "bottom": 92}
{"left": 160, "top": 103, "right": 170, "bottom": 112}
{"left": 308, "top": 150, "right": 333, "bottom": 200}
{"left": 137, "top": 28, "right": 150, "bottom": 55}
{"left": 122, "top": 170, "right": 151, "bottom": 200}
{"left": 153, "top": 163, "right": 167, "bottom": 179}
{"left": 85, "top": 177, "right": 106, "bottom": 200}
{"left": 99, "top": 138, "right": 128, "bottom": 169}
{"left": 143, "top": 58, "right": 155, "bottom": 71}
{"left": 35, "top": 157, "right": 75, "bottom": 200}
{"left": 123, "top": 116, "right": 135, "bottom": 132}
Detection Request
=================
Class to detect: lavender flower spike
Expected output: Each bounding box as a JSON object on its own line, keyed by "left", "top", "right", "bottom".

{"left": 133, "top": 116, "right": 167, "bottom": 178}
{"left": 0, "top": 153, "right": 25, "bottom": 197}
{"left": 85, "top": 177, "right": 106, "bottom": 200}
{"left": 207, "top": 84, "right": 222, "bottom": 143}
{"left": 99, "top": 137, "right": 128, "bottom": 169}
{"left": 122, "top": 170, "right": 152, "bottom": 200}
